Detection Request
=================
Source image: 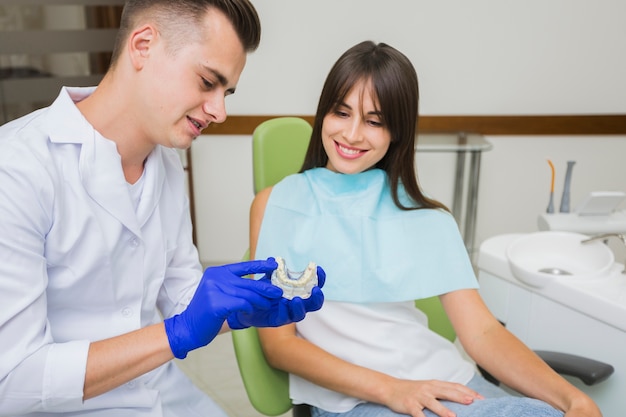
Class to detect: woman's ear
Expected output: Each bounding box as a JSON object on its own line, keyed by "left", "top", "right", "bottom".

{"left": 128, "top": 24, "right": 156, "bottom": 70}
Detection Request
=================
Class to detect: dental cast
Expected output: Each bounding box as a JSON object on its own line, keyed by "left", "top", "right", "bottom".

{"left": 272, "top": 257, "right": 318, "bottom": 299}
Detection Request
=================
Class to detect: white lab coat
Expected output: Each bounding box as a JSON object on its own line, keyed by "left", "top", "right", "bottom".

{"left": 0, "top": 87, "right": 226, "bottom": 417}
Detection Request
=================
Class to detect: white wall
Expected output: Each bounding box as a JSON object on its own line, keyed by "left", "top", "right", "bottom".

{"left": 191, "top": 135, "right": 255, "bottom": 264}
{"left": 232, "top": 0, "right": 626, "bottom": 115}
{"left": 192, "top": 0, "right": 626, "bottom": 265}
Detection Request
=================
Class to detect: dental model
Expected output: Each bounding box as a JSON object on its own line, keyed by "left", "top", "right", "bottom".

{"left": 271, "top": 257, "right": 318, "bottom": 299}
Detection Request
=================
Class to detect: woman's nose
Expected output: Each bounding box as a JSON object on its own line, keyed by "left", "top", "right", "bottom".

{"left": 343, "top": 120, "right": 363, "bottom": 144}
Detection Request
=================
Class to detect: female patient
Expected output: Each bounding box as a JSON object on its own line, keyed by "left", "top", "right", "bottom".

{"left": 250, "top": 41, "right": 600, "bottom": 417}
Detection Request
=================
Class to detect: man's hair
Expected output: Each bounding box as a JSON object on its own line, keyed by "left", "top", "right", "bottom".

{"left": 109, "top": 0, "right": 261, "bottom": 68}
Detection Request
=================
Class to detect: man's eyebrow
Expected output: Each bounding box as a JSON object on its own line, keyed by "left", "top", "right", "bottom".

{"left": 202, "top": 65, "right": 236, "bottom": 94}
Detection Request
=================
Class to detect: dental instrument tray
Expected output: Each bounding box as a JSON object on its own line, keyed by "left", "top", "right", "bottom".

{"left": 574, "top": 191, "right": 626, "bottom": 216}
{"left": 538, "top": 191, "right": 626, "bottom": 234}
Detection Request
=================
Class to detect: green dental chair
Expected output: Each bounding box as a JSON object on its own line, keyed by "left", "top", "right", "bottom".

{"left": 250, "top": 116, "right": 313, "bottom": 195}
{"left": 231, "top": 117, "right": 613, "bottom": 417}
{"left": 232, "top": 116, "right": 312, "bottom": 416}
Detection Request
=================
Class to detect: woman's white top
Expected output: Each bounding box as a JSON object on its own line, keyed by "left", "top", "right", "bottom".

{"left": 0, "top": 87, "right": 225, "bottom": 417}
{"left": 291, "top": 300, "right": 476, "bottom": 411}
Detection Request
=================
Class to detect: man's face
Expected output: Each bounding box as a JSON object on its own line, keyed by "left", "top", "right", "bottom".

{"left": 138, "top": 8, "right": 247, "bottom": 150}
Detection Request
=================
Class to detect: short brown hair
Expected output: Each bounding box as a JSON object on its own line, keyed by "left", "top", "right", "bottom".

{"left": 109, "top": 0, "right": 261, "bottom": 68}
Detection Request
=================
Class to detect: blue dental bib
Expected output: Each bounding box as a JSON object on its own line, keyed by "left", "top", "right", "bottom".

{"left": 255, "top": 168, "right": 477, "bottom": 303}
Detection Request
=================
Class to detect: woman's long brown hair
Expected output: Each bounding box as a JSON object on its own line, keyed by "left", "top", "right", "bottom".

{"left": 301, "top": 40, "right": 448, "bottom": 212}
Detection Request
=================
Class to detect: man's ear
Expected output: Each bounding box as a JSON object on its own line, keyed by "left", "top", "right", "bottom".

{"left": 128, "top": 24, "right": 156, "bottom": 70}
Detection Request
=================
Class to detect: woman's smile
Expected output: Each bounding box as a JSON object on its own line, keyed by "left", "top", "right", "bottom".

{"left": 335, "top": 141, "right": 365, "bottom": 159}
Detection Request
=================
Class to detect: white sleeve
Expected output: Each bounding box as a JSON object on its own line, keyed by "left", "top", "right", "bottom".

{"left": 156, "top": 148, "right": 203, "bottom": 319}
{"left": 0, "top": 141, "right": 89, "bottom": 414}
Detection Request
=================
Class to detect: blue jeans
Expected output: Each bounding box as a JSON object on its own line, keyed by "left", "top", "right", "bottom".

{"left": 310, "top": 374, "right": 564, "bottom": 417}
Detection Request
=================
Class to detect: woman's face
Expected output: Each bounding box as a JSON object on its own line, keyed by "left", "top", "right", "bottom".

{"left": 322, "top": 80, "right": 391, "bottom": 174}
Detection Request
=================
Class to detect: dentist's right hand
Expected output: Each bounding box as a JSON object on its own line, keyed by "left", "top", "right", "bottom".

{"left": 164, "top": 258, "right": 281, "bottom": 359}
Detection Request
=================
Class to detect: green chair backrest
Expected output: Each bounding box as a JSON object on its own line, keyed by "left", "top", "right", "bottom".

{"left": 252, "top": 116, "right": 312, "bottom": 194}
{"left": 414, "top": 297, "right": 456, "bottom": 342}
{"left": 234, "top": 116, "right": 312, "bottom": 415}
{"left": 232, "top": 326, "right": 292, "bottom": 416}
{"left": 232, "top": 117, "right": 456, "bottom": 416}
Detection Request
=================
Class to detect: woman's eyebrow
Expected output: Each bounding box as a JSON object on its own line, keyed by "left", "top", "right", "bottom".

{"left": 336, "top": 101, "right": 351, "bottom": 110}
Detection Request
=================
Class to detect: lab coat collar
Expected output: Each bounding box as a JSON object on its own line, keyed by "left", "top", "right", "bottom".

{"left": 80, "top": 132, "right": 143, "bottom": 237}
{"left": 44, "top": 87, "right": 165, "bottom": 237}
{"left": 136, "top": 147, "right": 166, "bottom": 229}
{"left": 46, "top": 86, "right": 97, "bottom": 145}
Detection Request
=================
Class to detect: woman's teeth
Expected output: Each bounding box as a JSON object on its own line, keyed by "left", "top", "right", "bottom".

{"left": 338, "top": 144, "right": 360, "bottom": 155}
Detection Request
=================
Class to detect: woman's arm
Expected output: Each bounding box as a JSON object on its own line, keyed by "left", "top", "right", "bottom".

{"left": 441, "top": 289, "right": 601, "bottom": 416}
{"left": 249, "top": 186, "right": 272, "bottom": 261}
{"left": 250, "top": 188, "right": 481, "bottom": 417}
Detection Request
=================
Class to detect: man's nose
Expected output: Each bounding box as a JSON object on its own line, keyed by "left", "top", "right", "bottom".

{"left": 202, "top": 95, "right": 227, "bottom": 124}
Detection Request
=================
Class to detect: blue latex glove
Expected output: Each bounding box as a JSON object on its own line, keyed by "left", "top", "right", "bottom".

{"left": 164, "top": 258, "right": 282, "bottom": 359}
{"left": 227, "top": 265, "right": 326, "bottom": 329}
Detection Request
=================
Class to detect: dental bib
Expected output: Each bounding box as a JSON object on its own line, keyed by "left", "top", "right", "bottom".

{"left": 255, "top": 168, "right": 478, "bottom": 303}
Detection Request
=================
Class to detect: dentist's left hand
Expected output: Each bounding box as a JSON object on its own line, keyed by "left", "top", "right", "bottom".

{"left": 164, "top": 258, "right": 282, "bottom": 359}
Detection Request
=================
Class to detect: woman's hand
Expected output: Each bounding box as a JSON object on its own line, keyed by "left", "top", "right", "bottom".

{"left": 385, "top": 378, "right": 483, "bottom": 417}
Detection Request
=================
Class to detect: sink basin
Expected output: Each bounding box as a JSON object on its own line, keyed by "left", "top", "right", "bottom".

{"left": 506, "top": 231, "right": 615, "bottom": 287}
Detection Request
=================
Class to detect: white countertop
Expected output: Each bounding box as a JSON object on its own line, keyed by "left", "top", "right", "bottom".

{"left": 477, "top": 233, "right": 626, "bottom": 332}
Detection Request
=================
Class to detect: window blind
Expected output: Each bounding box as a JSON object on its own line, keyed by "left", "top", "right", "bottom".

{"left": 0, "top": 1, "right": 124, "bottom": 123}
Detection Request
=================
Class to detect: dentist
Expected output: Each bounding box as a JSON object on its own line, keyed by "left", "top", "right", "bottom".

{"left": 0, "top": 1, "right": 323, "bottom": 416}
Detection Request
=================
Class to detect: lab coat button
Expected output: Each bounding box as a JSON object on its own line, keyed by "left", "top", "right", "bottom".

{"left": 129, "top": 237, "right": 140, "bottom": 248}
{"left": 121, "top": 307, "right": 133, "bottom": 317}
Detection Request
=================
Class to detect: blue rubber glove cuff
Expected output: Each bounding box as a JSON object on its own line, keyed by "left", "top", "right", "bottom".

{"left": 164, "top": 314, "right": 194, "bottom": 359}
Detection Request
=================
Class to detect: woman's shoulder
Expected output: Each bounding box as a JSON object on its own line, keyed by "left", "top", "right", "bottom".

{"left": 254, "top": 171, "right": 306, "bottom": 202}
{"left": 267, "top": 172, "right": 311, "bottom": 198}
{"left": 251, "top": 171, "right": 312, "bottom": 213}
{"left": 251, "top": 185, "right": 274, "bottom": 215}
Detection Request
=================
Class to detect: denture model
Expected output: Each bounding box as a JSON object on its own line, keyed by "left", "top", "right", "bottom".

{"left": 271, "top": 257, "right": 318, "bottom": 299}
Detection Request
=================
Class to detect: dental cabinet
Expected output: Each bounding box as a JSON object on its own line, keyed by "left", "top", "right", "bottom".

{"left": 477, "top": 233, "right": 625, "bottom": 417}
